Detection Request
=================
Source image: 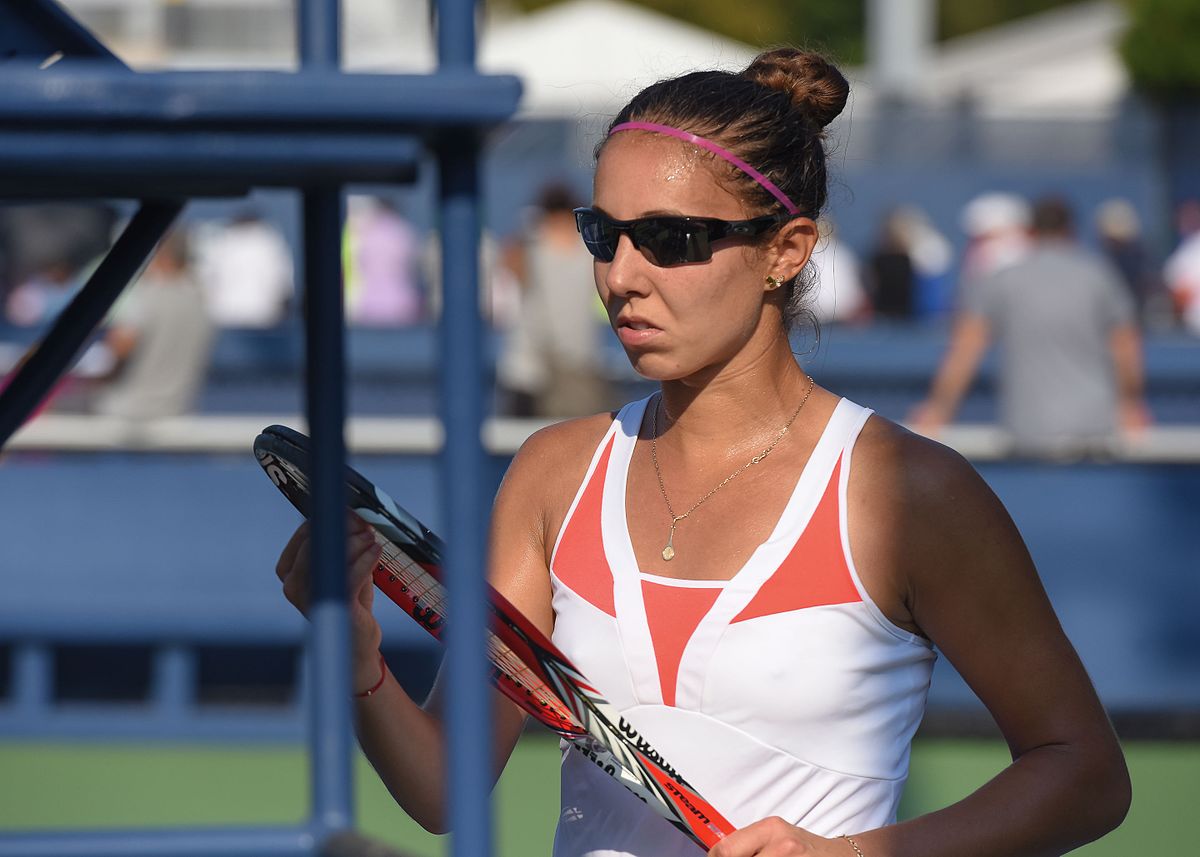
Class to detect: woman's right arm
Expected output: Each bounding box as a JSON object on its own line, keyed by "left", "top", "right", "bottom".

{"left": 273, "top": 418, "right": 602, "bottom": 833}
{"left": 277, "top": 519, "right": 462, "bottom": 831}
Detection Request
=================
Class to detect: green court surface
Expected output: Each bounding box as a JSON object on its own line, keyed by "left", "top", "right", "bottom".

{"left": 0, "top": 736, "right": 1192, "bottom": 855}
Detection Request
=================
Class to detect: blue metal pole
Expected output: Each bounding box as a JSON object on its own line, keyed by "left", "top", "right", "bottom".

{"left": 437, "top": 2, "right": 492, "bottom": 855}
{"left": 0, "top": 201, "right": 181, "bottom": 450}
{"left": 297, "top": 0, "right": 353, "bottom": 839}
{"left": 440, "top": 140, "right": 492, "bottom": 857}
{"left": 298, "top": 0, "right": 340, "bottom": 68}
{"left": 0, "top": 826, "right": 313, "bottom": 857}
{"left": 437, "top": 0, "right": 476, "bottom": 69}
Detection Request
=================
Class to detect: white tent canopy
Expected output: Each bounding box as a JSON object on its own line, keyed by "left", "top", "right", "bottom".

{"left": 477, "top": 0, "right": 759, "bottom": 119}
{"left": 346, "top": 0, "right": 759, "bottom": 119}
{"left": 920, "top": 0, "right": 1129, "bottom": 118}
{"left": 475, "top": 0, "right": 1132, "bottom": 120}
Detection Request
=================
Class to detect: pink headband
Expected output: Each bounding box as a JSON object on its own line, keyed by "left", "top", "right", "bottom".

{"left": 609, "top": 121, "right": 800, "bottom": 215}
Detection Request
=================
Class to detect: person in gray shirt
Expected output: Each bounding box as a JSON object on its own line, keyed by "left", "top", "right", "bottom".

{"left": 911, "top": 195, "right": 1149, "bottom": 458}
{"left": 93, "top": 228, "right": 214, "bottom": 421}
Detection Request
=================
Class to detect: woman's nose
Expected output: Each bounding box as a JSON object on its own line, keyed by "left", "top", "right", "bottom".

{"left": 604, "top": 234, "right": 651, "bottom": 298}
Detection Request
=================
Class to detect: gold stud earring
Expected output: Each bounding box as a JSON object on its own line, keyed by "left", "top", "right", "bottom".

{"left": 765, "top": 275, "right": 782, "bottom": 291}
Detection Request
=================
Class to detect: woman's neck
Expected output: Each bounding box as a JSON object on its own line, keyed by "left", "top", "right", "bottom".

{"left": 654, "top": 333, "right": 812, "bottom": 455}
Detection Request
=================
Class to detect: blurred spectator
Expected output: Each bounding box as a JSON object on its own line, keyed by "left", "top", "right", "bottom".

{"left": 1095, "top": 197, "right": 1165, "bottom": 325}
{"left": 809, "top": 218, "right": 868, "bottom": 324}
{"left": 958, "top": 192, "right": 1031, "bottom": 283}
{"left": 1164, "top": 199, "right": 1200, "bottom": 336}
{"left": 344, "top": 195, "right": 424, "bottom": 326}
{"left": 421, "top": 229, "right": 521, "bottom": 330}
{"left": 194, "top": 210, "right": 293, "bottom": 328}
{"left": 0, "top": 203, "right": 116, "bottom": 308}
{"left": 911, "top": 196, "right": 1149, "bottom": 459}
{"left": 496, "top": 182, "right": 613, "bottom": 418}
{"left": 92, "top": 228, "right": 214, "bottom": 420}
{"left": 865, "top": 210, "right": 915, "bottom": 320}
{"left": 894, "top": 206, "right": 954, "bottom": 320}
{"left": 5, "top": 259, "right": 81, "bottom": 327}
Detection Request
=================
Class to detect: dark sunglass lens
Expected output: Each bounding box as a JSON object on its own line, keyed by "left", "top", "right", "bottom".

{"left": 634, "top": 220, "right": 710, "bottom": 266}
{"left": 683, "top": 228, "right": 711, "bottom": 263}
{"left": 577, "top": 212, "right": 617, "bottom": 262}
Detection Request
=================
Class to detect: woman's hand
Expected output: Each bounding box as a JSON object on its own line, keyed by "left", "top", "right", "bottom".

{"left": 708, "top": 818, "right": 857, "bottom": 856}
{"left": 275, "top": 515, "right": 384, "bottom": 685}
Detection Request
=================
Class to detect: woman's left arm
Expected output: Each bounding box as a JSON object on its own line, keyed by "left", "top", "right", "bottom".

{"left": 849, "top": 434, "right": 1131, "bottom": 857}
{"left": 709, "top": 428, "right": 1130, "bottom": 857}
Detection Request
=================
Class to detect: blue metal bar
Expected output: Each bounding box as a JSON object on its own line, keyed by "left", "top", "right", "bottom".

{"left": 0, "top": 709, "right": 306, "bottom": 743}
{"left": 0, "top": 132, "right": 421, "bottom": 197}
{"left": 0, "top": 67, "right": 521, "bottom": 127}
{"left": 438, "top": 0, "right": 477, "bottom": 70}
{"left": 440, "top": 137, "right": 493, "bottom": 857}
{"left": 298, "top": 0, "right": 354, "bottom": 839}
{"left": 298, "top": 0, "right": 339, "bottom": 70}
{"left": 0, "top": 202, "right": 181, "bottom": 450}
{"left": 152, "top": 645, "right": 196, "bottom": 717}
{"left": 439, "top": 1, "right": 492, "bottom": 851}
{"left": 437, "top": 3, "right": 492, "bottom": 853}
{"left": 0, "top": 826, "right": 314, "bottom": 857}
{"left": 11, "top": 642, "right": 52, "bottom": 716}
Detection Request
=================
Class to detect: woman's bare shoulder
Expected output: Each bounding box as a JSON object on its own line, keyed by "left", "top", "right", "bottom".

{"left": 850, "top": 413, "right": 1021, "bottom": 580}
{"left": 494, "top": 410, "right": 622, "bottom": 547}
{"left": 508, "top": 411, "right": 618, "bottom": 477}
{"left": 852, "top": 413, "right": 985, "bottom": 505}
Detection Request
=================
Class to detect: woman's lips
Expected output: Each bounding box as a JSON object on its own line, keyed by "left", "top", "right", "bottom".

{"left": 615, "top": 320, "right": 662, "bottom": 347}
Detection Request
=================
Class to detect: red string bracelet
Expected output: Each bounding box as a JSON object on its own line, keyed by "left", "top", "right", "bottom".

{"left": 354, "top": 652, "right": 388, "bottom": 698}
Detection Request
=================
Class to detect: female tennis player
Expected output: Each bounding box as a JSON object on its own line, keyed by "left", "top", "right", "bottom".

{"left": 277, "top": 48, "right": 1130, "bottom": 856}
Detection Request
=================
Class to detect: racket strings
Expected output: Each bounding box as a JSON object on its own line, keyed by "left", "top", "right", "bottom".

{"left": 369, "top": 531, "right": 649, "bottom": 757}
{"left": 375, "top": 537, "right": 447, "bottom": 613}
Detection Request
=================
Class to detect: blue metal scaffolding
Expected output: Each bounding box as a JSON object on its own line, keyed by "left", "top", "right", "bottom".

{"left": 0, "top": 1, "right": 520, "bottom": 855}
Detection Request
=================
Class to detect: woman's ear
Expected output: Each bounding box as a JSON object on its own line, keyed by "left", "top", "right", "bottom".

{"left": 770, "top": 216, "right": 819, "bottom": 281}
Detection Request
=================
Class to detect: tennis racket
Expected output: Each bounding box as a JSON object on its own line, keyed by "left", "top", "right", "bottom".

{"left": 253, "top": 425, "right": 733, "bottom": 850}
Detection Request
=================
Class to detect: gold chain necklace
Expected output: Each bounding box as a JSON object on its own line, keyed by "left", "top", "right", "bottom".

{"left": 650, "top": 376, "right": 816, "bottom": 561}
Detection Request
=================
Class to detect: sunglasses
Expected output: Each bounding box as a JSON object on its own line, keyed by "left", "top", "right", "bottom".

{"left": 573, "top": 207, "right": 792, "bottom": 267}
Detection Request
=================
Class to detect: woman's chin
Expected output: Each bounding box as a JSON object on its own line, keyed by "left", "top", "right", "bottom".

{"left": 625, "top": 352, "right": 704, "bottom": 385}
{"left": 626, "top": 354, "right": 680, "bottom": 382}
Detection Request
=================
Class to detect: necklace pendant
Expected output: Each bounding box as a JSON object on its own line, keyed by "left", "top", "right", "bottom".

{"left": 662, "top": 521, "right": 678, "bottom": 561}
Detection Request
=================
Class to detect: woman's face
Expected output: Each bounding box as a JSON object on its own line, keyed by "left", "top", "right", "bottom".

{"left": 590, "top": 132, "right": 793, "bottom": 383}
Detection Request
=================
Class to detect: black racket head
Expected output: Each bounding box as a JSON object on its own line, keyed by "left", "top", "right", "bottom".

{"left": 253, "top": 425, "right": 444, "bottom": 570}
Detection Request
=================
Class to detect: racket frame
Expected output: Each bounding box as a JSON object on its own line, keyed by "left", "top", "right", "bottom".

{"left": 254, "top": 424, "right": 733, "bottom": 848}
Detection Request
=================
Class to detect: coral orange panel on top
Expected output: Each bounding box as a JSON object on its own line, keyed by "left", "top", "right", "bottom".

{"left": 641, "top": 580, "right": 721, "bottom": 707}
{"left": 732, "top": 455, "right": 861, "bottom": 624}
{"left": 551, "top": 436, "right": 617, "bottom": 617}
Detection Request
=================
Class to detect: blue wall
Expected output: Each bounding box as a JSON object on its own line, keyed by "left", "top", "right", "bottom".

{"left": 2, "top": 450, "right": 1197, "bottom": 727}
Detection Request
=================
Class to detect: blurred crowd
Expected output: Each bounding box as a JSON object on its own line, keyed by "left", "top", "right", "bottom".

{"left": 810, "top": 193, "right": 1197, "bottom": 333}
{"left": 1, "top": 188, "right": 1198, "bottom": 431}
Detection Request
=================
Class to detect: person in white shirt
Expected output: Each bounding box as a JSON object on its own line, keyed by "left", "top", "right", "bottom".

{"left": 1164, "top": 199, "right": 1200, "bottom": 335}
{"left": 195, "top": 211, "right": 294, "bottom": 328}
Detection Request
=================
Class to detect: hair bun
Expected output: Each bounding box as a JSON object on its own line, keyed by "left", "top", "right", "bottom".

{"left": 743, "top": 48, "right": 849, "bottom": 129}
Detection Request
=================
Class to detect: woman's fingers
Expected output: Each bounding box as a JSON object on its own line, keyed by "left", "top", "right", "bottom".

{"left": 276, "top": 521, "right": 310, "bottom": 583}
{"left": 280, "top": 557, "right": 310, "bottom": 615}
{"left": 350, "top": 535, "right": 381, "bottom": 614}
{"left": 278, "top": 518, "right": 383, "bottom": 625}
{"left": 276, "top": 520, "right": 383, "bottom": 676}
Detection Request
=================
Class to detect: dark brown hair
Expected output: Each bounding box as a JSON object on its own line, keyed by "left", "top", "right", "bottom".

{"left": 1031, "top": 195, "right": 1074, "bottom": 236}
{"left": 601, "top": 48, "right": 849, "bottom": 329}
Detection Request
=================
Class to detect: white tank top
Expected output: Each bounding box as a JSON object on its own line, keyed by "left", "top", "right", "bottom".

{"left": 548, "top": 396, "right": 936, "bottom": 857}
